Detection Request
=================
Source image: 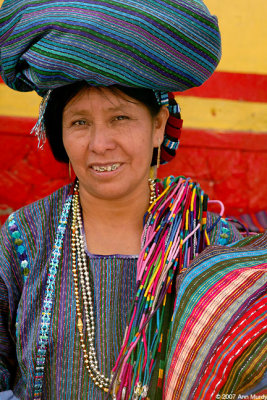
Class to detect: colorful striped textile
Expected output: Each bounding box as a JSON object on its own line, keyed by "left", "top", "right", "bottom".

{"left": 238, "top": 211, "right": 267, "bottom": 233}
{"left": 0, "top": 185, "right": 137, "bottom": 399}
{"left": 0, "top": 0, "right": 221, "bottom": 96}
{"left": 0, "top": 181, "right": 243, "bottom": 399}
{"left": 165, "top": 232, "right": 267, "bottom": 399}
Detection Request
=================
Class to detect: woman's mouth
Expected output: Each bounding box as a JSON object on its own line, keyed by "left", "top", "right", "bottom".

{"left": 91, "top": 163, "right": 121, "bottom": 172}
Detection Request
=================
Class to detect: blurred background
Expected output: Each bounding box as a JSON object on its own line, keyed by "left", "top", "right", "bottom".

{"left": 0, "top": 0, "right": 267, "bottom": 230}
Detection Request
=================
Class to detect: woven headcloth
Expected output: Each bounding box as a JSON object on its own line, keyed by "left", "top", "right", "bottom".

{"left": 0, "top": 0, "right": 221, "bottom": 163}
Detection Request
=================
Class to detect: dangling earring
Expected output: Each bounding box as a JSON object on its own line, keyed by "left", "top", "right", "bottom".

{"left": 157, "top": 139, "right": 161, "bottom": 170}
{"left": 150, "top": 139, "right": 161, "bottom": 179}
{"left": 69, "top": 160, "right": 72, "bottom": 180}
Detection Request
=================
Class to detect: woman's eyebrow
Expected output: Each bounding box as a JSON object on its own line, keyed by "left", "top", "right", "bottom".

{"left": 66, "top": 109, "right": 90, "bottom": 115}
{"left": 65, "top": 104, "right": 131, "bottom": 115}
{"left": 104, "top": 98, "right": 135, "bottom": 111}
{"left": 106, "top": 105, "right": 130, "bottom": 112}
{"left": 62, "top": 110, "right": 91, "bottom": 120}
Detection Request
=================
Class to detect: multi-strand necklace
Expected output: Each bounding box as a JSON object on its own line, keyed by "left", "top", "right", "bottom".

{"left": 71, "top": 179, "right": 156, "bottom": 393}
{"left": 32, "top": 175, "right": 209, "bottom": 400}
{"left": 71, "top": 176, "right": 209, "bottom": 399}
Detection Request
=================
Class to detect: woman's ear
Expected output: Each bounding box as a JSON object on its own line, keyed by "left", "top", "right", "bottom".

{"left": 153, "top": 105, "right": 169, "bottom": 147}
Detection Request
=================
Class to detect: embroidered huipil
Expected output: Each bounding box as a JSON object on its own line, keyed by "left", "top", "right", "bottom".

{"left": 0, "top": 183, "right": 250, "bottom": 399}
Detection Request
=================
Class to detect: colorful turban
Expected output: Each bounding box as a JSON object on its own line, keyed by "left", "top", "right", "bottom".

{"left": 0, "top": 0, "right": 221, "bottom": 164}
{"left": 0, "top": 0, "right": 221, "bottom": 95}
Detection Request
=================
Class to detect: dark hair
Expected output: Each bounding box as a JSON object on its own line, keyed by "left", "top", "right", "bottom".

{"left": 44, "top": 81, "right": 161, "bottom": 164}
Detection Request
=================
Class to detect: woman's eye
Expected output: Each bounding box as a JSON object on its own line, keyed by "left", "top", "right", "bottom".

{"left": 115, "top": 115, "right": 129, "bottom": 121}
{"left": 73, "top": 120, "right": 86, "bottom": 126}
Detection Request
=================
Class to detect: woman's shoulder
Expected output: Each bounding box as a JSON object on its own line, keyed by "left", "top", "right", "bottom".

{"left": 0, "top": 184, "right": 72, "bottom": 284}
{"left": 7, "top": 183, "right": 72, "bottom": 230}
{"left": 1, "top": 184, "right": 72, "bottom": 261}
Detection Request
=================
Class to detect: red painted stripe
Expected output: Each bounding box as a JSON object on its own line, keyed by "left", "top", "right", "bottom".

{"left": 1, "top": 72, "right": 267, "bottom": 103}
{"left": 162, "top": 128, "right": 267, "bottom": 163}
{"left": 0, "top": 115, "right": 36, "bottom": 136}
{"left": 174, "top": 71, "right": 267, "bottom": 103}
{"left": 158, "top": 128, "right": 267, "bottom": 180}
{"left": 178, "top": 128, "right": 267, "bottom": 151}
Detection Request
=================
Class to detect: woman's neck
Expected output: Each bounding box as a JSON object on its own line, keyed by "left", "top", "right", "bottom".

{"left": 79, "top": 183, "right": 151, "bottom": 255}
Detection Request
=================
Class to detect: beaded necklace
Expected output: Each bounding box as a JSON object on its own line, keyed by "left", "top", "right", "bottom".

{"left": 71, "top": 176, "right": 209, "bottom": 400}
{"left": 71, "top": 179, "right": 156, "bottom": 393}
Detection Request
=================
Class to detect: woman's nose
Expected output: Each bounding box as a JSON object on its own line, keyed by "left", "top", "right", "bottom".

{"left": 88, "top": 123, "right": 116, "bottom": 154}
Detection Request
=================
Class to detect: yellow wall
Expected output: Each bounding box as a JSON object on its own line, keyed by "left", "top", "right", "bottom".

{"left": 205, "top": 0, "right": 267, "bottom": 75}
{"left": 0, "top": 0, "right": 266, "bottom": 133}
{"left": 177, "top": 0, "right": 267, "bottom": 133}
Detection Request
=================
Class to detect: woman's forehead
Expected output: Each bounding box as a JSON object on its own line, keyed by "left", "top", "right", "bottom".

{"left": 64, "top": 86, "right": 140, "bottom": 113}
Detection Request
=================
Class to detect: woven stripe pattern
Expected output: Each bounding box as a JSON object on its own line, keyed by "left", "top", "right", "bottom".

{"left": 0, "top": 183, "right": 251, "bottom": 399}
{"left": 0, "top": 183, "right": 244, "bottom": 399}
{"left": 165, "top": 232, "right": 267, "bottom": 399}
{"left": 0, "top": 0, "right": 221, "bottom": 96}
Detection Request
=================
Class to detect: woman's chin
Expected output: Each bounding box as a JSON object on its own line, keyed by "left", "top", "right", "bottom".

{"left": 79, "top": 179, "right": 133, "bottom": 203}
{"left": 77, "top": 164, "right": 150, "bottom": 203}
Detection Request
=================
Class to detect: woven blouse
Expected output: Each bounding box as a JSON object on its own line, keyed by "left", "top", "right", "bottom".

{"left": 0, "top": 185, "right": 245, "bottom": 399}
{"left": 84, "top": 251, "right": 138, "bottom": 398}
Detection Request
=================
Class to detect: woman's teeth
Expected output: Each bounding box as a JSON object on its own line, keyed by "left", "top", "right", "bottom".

{"left": 92, "top": 163, "right": 120, "bottom": 172}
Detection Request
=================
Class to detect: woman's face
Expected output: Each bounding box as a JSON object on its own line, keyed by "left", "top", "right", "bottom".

{"left": 62, "top": 87, "right": 168, "bottom": 203}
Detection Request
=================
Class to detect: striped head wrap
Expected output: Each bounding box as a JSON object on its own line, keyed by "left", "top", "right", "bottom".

{"left": 0, "top": 0, "right": 221, "bottom": 162}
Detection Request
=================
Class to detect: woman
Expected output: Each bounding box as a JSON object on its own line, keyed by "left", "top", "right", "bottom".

{"left": 0, "top": 1, "right": 266, "bottom": 399}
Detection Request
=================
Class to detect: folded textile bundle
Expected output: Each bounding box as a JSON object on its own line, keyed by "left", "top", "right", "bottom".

{"left": 165, "top": 231, "right": 267, "bottom": 398}
{"left": 0, "top": 0, "right": 221, "bottom": 95}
